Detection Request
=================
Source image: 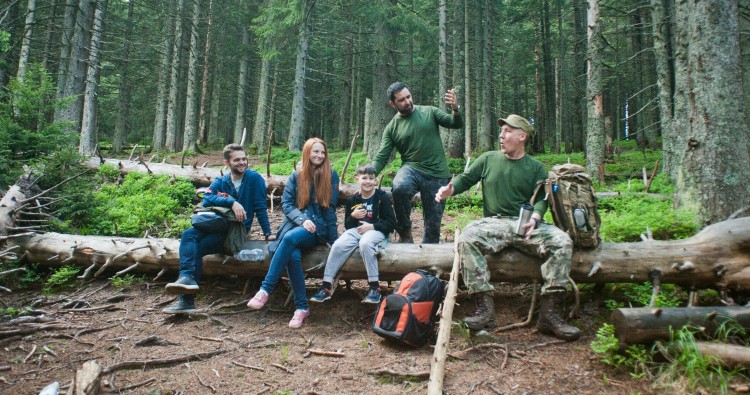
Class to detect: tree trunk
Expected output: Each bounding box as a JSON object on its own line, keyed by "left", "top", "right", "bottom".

{"left": 54, "top": 0, "right": 77, "bottom": 105}
{"left": 16, "top": 0, "right": 36, "bottom": 84}
{"left": 55, "top": 0, "right": 95, "bottom": 134}
{"left": 207, "top": 65, "right": 221, "bottom": 144}
{"left": 363, "top": 98, "right": 372, "bottom": 155}
{"left": 287, "top": 0, "right": 315, "bottom": 152}
{"left": 337, "top": 33, "right": 353, "bottom": 151}
{"left": 79, "top": 0, "right": 107, "bottom": 157}
{"left": 252, "top": 56, "right": 271, "bottom": 152}
{"left": 694, "top": 342, "right": 750, "bottom": 368}
{"left": 8, "top": 217, "right": 750, "bottom": 290}
{"left": 585, "top": 0, "right": 605, "bottom": 181}
{"left": 181, "top": 0, "right": 201, "bottom": 152}
{"left": 446, "top": 0, "right": 464, "bottom": 159}
{"left": 151, "top": 4, "right": 173, "bottom": 151}
{"left": 197, "top": 0, "right": 213, "bottom": 145}
{"left": 611, "top": 306, "right": 750, "bottom": 344}
{"left": 438, "top": 0, "right": 448, "bottom": 150}
{"left": 462, "top": 0, "right": 472, "bottom": 158}
{"left": 477, "top": 0, "right": 493, "bottom": 152}
{"left": 165, "top": 0, "right": 185, "bottom": 152}
{"left": 113, "top": 0, "right": 135, "bottom": 154}
{"left": 233, "top": 26, "right": 250, "bottom": 145}
{"left": 651, "top": 0, "right": 674, "bottom": 173}
{"left": 367, "top": 1, "right": 393, "bottom": 161}
{"left": 672, "top": 0, "right": 750, "bottom": 226}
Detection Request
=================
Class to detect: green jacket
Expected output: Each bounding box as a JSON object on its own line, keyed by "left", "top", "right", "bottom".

{"left": 373, "top": 105, "right": 463, "bottom": 179}
{"left": 451, "top": 151, "right": 548, "bottom": 217}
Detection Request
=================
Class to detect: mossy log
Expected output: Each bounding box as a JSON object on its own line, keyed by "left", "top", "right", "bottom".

{"left": 5, "top": 217, "right": 750, "bottom": 289}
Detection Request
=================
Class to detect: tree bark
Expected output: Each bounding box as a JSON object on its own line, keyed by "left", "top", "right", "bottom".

{"left": 197, "top": 0, "right": 213, "bottom": 145}
{"left": 54, "top": 0, "right": 77, "bottom": 106}
{"left": 446, "top": 0, "right": 464, "bottom": 159}
{"left": 462, "top": 0, "right": 472, "bottom": 158}
{"left": 113, "top": 0, "right": 135, "bottom": 154}
{"left": 9, "top": 217, "right": 750, "bottom": 291}
{"left": 181, "top": 0, "right": 201, "bottom": 152}
{"left": 671, "top": 0, "right": 750, "bottom": 226}
{"left": 585, "top": 0, "right": 605, "bottom": 181}
{"left": 287, "top": 0, "right": 315, "bottom": 152}
{"left": 477, "top": 0, "right": 493, "bottom": 152}
{"left": 252, "top": 55, "right": 271, "bottom": 152}
{"left": 165, "top": 0, "right": 185, "bottom": 152}
{"left": 79, "top": 0, "right": 107, "bottom": 157}
{"left": 438, "top": 0, "right": 448, "bottom": 150}
{"left": 233, "top": 25, "right": 250, "bottom": 145}
{"left": 651, "top": 0, "right": 675, "bottom": 175}
{"left": 16, "top": 0, "right": 36, "bottom": 84}
{"left": 151, "top": 3, "right": 173, "bottom": 151}
{"left": 208, "top": 65, "right": 221, "bottom": 144}
{"left": 694, "top": 342, "right": 750, "bottom": 368}
{"left": 367, "top": 0, "right": 394, "bottom": 161}
{"left": 611, "top": 306, "right": 750, "bottom": 344}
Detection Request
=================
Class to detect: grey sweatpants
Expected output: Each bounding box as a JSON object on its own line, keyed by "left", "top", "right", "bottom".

{"left": 323, "top": 228, "right": 386, "bottom": 283}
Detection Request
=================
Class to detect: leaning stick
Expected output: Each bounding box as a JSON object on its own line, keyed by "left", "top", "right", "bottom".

{"left": 339, "top": 129, "right": 360, "bottom": 182}
{"left": 428, "top": 228, "right": 461, "bottom": 395}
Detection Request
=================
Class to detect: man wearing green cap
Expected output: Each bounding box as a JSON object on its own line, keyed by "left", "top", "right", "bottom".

{"left": 435, "top": 114, "right": 580, "bottom": 341}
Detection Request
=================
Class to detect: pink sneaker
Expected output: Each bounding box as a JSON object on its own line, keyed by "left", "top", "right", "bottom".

{"left": 247, "top": 290, "right": 268, "bottom": 310}
{"left": 288, "top": 309, "right": 309, "bottom": 328}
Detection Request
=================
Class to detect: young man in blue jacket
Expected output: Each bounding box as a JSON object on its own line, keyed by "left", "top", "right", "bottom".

{"left": 162, "top": 144, "right": 274, "bottom": 314}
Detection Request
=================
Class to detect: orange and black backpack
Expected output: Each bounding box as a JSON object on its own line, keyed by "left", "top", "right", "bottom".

{"left": 372, "top": 270, "right": 445, "bottom": 347}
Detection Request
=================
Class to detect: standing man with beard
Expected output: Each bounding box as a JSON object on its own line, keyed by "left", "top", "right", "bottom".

{"left": 372, "top": 81, "right": 463, "bottom": 244}
{"left": 162, "top": 144, "right": 274, "bottom": 314}
{"left": 435, "top": 114, "right": 580, "bottom": 341}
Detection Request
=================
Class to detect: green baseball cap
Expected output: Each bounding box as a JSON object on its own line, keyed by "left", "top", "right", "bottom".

{"left": 497, "top": 114, "right": 534, "bottom": 135}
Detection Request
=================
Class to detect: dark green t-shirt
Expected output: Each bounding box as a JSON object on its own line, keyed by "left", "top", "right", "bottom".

{"left": 372, "top": 105, "right": 463, "bottom": 179}
{"left": 451, "top": 151, "right": 548, "bottom": 217}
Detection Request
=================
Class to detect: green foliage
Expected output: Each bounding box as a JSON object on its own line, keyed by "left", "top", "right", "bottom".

{"left": 111, "top": 274, "right": 141, "bottom": 288}
{"left": 654, "top": 325, "right": 745, "bottom": 394}
{"left": 44, "top": 266, "right": 80, "bottom": 293}
{"left": 0, "top": 65, "right": 76, "bottom": 186}
{"left": 0, "top": 30, "right": 10, "bottom": 53}
{"left": 0, "top": 307, "right": 21, "bottom": 318}
{"left": 622, "top": 282, "right": 684, "bottom": 308}
{"left": 83, "top": 173, "right": 195, "bottom": 238}
{"left": 599, "top": 194, "right": 699, "bottom": 242}
{"left": 590, "top": 323, "right": 652, "bottom": 377}
{"left": 610, "top": 173, "right": 674, "bottom": 195}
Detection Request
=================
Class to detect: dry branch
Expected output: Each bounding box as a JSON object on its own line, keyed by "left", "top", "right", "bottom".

{"left": 102, "top": 349, "right": 228, "bottom": 374}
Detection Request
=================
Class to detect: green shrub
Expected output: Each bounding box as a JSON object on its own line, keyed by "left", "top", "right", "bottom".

{"left": 599, "top": 194, "right": 698, "bottom": 242}
{"left": 44, "top": 265, "right": 80, "bottom": 293}
{"left": 111, "top": 274, "right": 141, "bottom": 288}
{"left": 590, "top": 323, "right": 652, "bottom": 378}
{"left": 84, "top": 173, "right": 195, "bottom": 237}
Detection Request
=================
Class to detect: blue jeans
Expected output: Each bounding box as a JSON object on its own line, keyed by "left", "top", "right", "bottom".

{"left": 178, "top": 227, "right": 226, "bottom": 304}
{"left": 392, "top": 165, "right": 449, "bottom": 243}
{"left": 260, "top": 226, "right": 318, "bottom": 310}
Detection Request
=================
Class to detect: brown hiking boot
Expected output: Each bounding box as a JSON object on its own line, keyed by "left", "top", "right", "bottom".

{"left": 463, "top": 291, "right": 496, "bottom": 330}
{"left": 396, "top": 228, "right": 413, "bottom": 243}
{"left": 537, "top": 292, "right": 581, "bottom": 341}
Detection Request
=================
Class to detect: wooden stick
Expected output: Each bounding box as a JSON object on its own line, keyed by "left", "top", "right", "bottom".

{"left": 102, "top": 349, "right": 229, "bottom": 374}
{"left": 231, "top": 360, "right": 265, "bottom": 372}
{"left": 645, "top": 159, "right": 660, "bottom": 193}
{"left": 371, "top": 369, "right": 430, "bottom": 380}
{"left": 117, "top": 377, "right": 156, "bottom": 392}
{"left": 305, "top": 349, "right": 345, "bottom": 358}
{"left": 192, "top": 335, "right": 223, "bottom": 343}
{"left": 270, "top": 363, "right": 293, "bottom": 373}
{"left": 428, "top": 228, "right": 461, "bottom": 395}
{"left": 23, "top": 345, "right": 37, "bottom": 363}
{"left": 339, "top": 129, "right": 360, "bottom": 182}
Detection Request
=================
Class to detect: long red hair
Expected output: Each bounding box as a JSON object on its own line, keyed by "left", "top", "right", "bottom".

{"left": 297, "top": 138, "right": 333, "bottom": 209}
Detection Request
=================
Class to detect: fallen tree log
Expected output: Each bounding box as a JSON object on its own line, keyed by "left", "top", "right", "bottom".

{"left": 84, "top": 158, "right": 662, "bottom": 205}
{"left": 6, "top": 217, "right": 750, "bottom": 289}
{"left": 694, "top": 342, "right": 750, "bottom": 368}
{"left": 611, "top": 306, "right": 750, "bottom": 344}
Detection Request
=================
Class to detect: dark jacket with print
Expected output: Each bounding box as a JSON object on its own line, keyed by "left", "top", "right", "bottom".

{"left": 202, "top": 170, "right": 272, "bottom": 236}
{"left": 343, "top": 189, "right": 396, "bottom": 236}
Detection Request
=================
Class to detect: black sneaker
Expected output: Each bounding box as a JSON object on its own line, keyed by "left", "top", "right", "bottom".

{"left": 165, "top": 276, "right": 199, "bottom": 295}
{"left": 161, "top": 299, "right": 197, "bottom": 314}
{"left": 362, "top": 288, "right": 381, "bottom": 304}
{"left": 309, "top": 286, "right": 332, "bottom": 303}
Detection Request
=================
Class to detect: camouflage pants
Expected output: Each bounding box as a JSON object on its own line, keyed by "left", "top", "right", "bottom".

{"left": 458, "top": 217, "right": 573, "bottom": 295}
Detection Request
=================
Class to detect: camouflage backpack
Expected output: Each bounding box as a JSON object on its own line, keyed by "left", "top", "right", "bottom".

{"left": 533, "top": 163, "right": 601, "bottom": 248}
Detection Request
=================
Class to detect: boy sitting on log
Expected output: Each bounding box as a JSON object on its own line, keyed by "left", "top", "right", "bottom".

{"left": 310, "top": 164, "right": 397, "bottom": 304}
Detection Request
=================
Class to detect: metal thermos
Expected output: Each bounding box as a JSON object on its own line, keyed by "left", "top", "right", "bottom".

{"left": 515, "top": 203, "right": 534, "bottom": 236}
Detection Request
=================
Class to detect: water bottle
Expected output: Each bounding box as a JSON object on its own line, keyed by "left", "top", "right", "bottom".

{"left": 235, "top": 248, "right": 265, "bottom": 261}
{"left": 573, "top": 207, "right": 588, "bottom": 230}
{"left": 515, "top": 203, "right": 535, "bottom": 236}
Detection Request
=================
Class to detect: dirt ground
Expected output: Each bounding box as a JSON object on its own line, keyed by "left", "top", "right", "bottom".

{"left": 0, "top": 151, "right": 654, "bottom": 394}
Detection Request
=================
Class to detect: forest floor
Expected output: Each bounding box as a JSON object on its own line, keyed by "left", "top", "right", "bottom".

{"left": 0, "top": 150, "right": 657, "bottom": 394}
